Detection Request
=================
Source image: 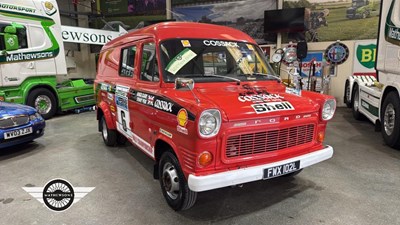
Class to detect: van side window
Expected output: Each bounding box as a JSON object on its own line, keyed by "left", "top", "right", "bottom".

{"left": 0, "top": 23, "right": 28, "bottom": 50}
{"left": 119, "top": 46, "right": 136, "bottom": 77}
{"left": 140, "top": 42, "right": 159, "bottom": 82}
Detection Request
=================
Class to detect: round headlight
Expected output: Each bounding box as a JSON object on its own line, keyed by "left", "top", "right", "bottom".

{"left": 198, "top": 109, "right": 221, "bottom": 138}
{"left": 322, "top": 99, "right": 336, "bottom": 120}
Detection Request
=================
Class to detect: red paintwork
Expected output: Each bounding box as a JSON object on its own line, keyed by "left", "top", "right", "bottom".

{"left": 95, "top": 22, "right": 335, "bottom": 178}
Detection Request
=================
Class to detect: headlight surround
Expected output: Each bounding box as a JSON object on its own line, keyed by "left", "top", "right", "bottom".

{"left": 198, "top": 109, "right": 221, "bottom": 138}
{"left": 322, "top": 99, "right": 336, "bottom": 121}
{"left": 29, "top": 112, "right": 43, "bottom": 121}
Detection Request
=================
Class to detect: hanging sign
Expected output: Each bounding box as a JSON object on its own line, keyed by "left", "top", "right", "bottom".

{"left": 324, "top": 42, "right": 349, "bottom": 65}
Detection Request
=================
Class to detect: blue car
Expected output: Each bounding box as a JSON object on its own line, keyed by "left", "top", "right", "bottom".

{"left": 0, "top": 102, "right": 45, "bottom": 148}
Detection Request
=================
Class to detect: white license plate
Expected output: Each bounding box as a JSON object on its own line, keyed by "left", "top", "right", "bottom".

{"left": 4, "top": 127, "right": 33, "bottom": 139}
{"left": 263, "top": 161, "right": 300, "bottom": 179}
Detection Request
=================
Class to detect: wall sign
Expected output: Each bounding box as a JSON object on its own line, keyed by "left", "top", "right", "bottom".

{"left": 324, "top": 42, "right": 349, "bottom": 65}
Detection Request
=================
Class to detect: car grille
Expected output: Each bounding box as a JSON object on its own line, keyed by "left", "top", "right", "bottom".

{"left": 225, "top": 124, "right": 315, "bottom": 158}
{"left": 0, "top": 116, "right": 29, "bottom": 129}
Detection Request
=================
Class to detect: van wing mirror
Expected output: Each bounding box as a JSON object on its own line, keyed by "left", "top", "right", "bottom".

{"left": 175, "top": 78, "right": 194, "bottom": 90}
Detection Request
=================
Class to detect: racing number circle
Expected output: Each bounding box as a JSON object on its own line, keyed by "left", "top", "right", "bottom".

{"left": 42, "top": 179, "right": 75, "bottom": 211}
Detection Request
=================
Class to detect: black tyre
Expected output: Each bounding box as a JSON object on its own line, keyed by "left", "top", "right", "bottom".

{"left": 351, "top": 84, "right": 364, "bottom": 120}
{"left": 344, "top": 81, "right": 352, "bottom": 108}
{"left": 27, "top": 88, "right": 57, "bottom": 119}
{"left": 381, "top": 92, "right": 400, "bottom": 149}
{"left": 100, "top": 116, "right": 117, "bottom": 146}
{"left": 159, "top": 151, "right": 197, "bottom": 211}
{"left": 117, "top": 133, "right": 127, "bottom": 145}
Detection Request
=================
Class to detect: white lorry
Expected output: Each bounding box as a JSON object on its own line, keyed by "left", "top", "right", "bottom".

{"left": 345, "top": 0, "right": 400, "bottom": 148}
{"left": 0, "top": 0, "right": 125, "bottom": 119}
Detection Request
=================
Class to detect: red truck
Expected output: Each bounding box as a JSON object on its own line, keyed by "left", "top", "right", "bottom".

{"left": 95, "top": 22, "right": 336, "bottom": 211}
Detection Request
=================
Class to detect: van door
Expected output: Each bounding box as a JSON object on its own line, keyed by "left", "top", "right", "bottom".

{"left": 129, "top": 41, "right": 159, "bottom": 158}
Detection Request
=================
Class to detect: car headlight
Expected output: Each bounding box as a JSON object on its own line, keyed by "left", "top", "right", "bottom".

{"left": 322, "top": 99, "right": 336, "bottom": 121}
{"left": 198, "top": 109, "right": 221, "bottom": 138}
{"left": 30, "top": 112, "right": 43, "bottom": 121}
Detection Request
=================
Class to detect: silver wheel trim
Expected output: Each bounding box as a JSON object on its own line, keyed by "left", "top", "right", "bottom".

{"left": 384, "top": 103, "right": 395, "bottom": 136}
{"left": 353, "top": 90, "right": 359, "bottom": 110}
{"left": 162, "top": 162, "right": 180, "bottom": 200}
{"left": 102, "top": 118, "right": 108, "bottom": 140}
{"left": 35, "top": 95, "right": 52, "bottom": 114}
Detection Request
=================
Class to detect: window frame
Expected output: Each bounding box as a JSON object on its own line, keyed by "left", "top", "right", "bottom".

{"left": 119, "top": 45, "right": 137, "bottom": 78}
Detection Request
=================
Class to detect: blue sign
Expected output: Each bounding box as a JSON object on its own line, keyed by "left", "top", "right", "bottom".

{"left": 299, "top": 52, "right": 324, "bottom": 77}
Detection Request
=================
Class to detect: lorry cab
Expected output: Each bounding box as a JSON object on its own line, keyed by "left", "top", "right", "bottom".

{"left": 95, "top": 22, "right": 336, "bottom": 211}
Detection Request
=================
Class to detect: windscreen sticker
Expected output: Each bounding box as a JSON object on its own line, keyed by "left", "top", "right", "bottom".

{"left": 166, "top": 48, "right": 197, "bottom": 75}
{"left": 181, "top": 40, "right": 191, "bottom": 47}
{"left": 251, "top": 101, "right": 294, "bottom": 114}
{"left": 246, "top": 44, "right": 254, "bottom": 50}
{"left": 203, "top": 40, "right": 239, "bottom": 47}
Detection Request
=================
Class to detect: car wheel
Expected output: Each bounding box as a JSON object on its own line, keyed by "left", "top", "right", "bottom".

{"left": 27, "top": 88, "right": 57, "bottom": 120}
{"left": 381, "top": 92, "right": 400, "bottom": 149}
{"left": 101, "top": 116, "right": 117, "bottom": 146}
{"left": 344, "top": 80, "right": 352, "bottom": 108}
{"left": 117, "top": 133, "right": 127, "bottom": 145}
{"left": 159, "top": 151, "right": 197, "bottom": 211}
{"left": 352, "top": 84, "right": 363, "bottom": 120}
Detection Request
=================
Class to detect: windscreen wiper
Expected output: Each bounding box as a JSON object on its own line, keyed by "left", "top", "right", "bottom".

{"left": 204, "top": 74, "right": 240, "bottom": 85}
{"left": 242, "top": 73, "right": 281, "bottom": 82}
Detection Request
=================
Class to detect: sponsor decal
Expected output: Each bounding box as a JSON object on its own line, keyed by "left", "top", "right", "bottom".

{"left": 385, "top": 1, "right": 400, "bottom": 46}
{"left": 238, "top": 93, "right": 284, "bottom": 103}
{"left": 42, "top": 1, "right": 57, "bottom": 16}
{"left": 324, "top": 42, "right": 349, "bottom": 65}
{"left": 159, "top": 128, "right": 172, "bottom": 138}
{"left": 107, "top": 93, "right": 114, "bottom": 101}
{"left": 115, "top": 95, "right": 128, "bottom": 110}
{"left": 154, "top": 99, "right": 173, "bottom": 112}
{"left": 5, "top": 52, "right": 54, "bottom": 62}
{"left": 4, "top": 76, "right": 19, "bottom": 82}
{"left": 181, "top": 40, "right": 191, "bottom": 47}
{"left": 110, "top": 105, "right": 116, "bottom": 112}
{"left": 177, "top": 125, "right": 188, "bottom": 135}
{"left": 177, "top": 109, "right": 188, "bottom": 127}
{"left": 22, "top": 178, "right": 94, "bottom": 212}
{"left": 356, "top": 43, "right": 376, "bottom": 69}
{"left": 251, "top": 101, "right": 295, "bottom": 114}
{"left": 0, "top": 3, "right": 36, "bottom": 13}
{"left": 285, "top": 87, "right": 302, "bottom": 96}
{"left": 203, "top": 40, "right": 239, "bottom": 47}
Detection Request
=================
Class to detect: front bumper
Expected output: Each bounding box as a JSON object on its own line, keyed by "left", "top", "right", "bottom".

{"left": 0, "top": 122, "right": 45, "bottom": 148}
{"left": 188, "top": 145, "right": 333, "bottom": 192}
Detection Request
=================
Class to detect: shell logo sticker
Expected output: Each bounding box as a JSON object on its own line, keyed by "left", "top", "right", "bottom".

{"left": 177, "top": 109, "right": 188, "bottom": 127}
{"left": 181, "top": 40, "right": 191, "bottom": 47}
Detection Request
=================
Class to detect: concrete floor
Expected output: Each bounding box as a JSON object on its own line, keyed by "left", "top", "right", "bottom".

{"left": 0, "top": 108, "right": 400, "bottom": 225}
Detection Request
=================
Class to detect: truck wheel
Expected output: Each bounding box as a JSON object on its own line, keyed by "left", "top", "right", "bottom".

{"left": 27, "top": 88, "right": 57, "bottom": 120}
{"left": 100, "top": 116, "right": 117, "bottom": 146}
{"left": 159, "top": 151, "right": 197, "bottom": 211}
{"left": 381, "top": 92, "right": 400, "bottom": 149}
{"left": 352, "top": 84, "right": 363, "bottom": 120}
{"left": 344, "top": 80, "right": 352, "bottom": 108}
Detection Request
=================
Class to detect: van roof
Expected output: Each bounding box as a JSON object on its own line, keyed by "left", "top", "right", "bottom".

{"left": 103, "top": 22, "right": 256, "bottom": 49}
